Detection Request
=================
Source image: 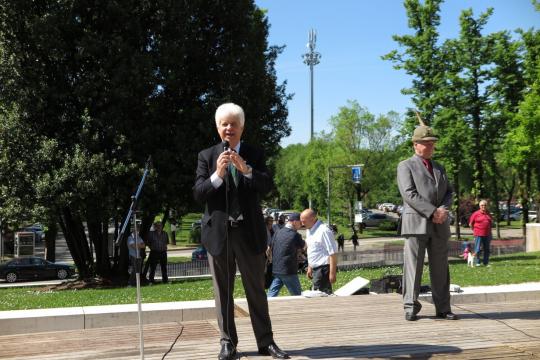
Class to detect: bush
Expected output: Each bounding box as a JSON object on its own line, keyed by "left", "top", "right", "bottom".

{"left": 378, "top": 220, "right": 398, "bottom": 231}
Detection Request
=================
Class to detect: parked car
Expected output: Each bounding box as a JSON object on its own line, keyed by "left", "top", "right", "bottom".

{"left": 359, "top": 213, "right": 396, "bottom": 229}
{"left": 20, "top": 223, "right": 45, "bottom": 242}
{"left": 378, "top": 203, "right": 397, "bottom": 212}
{"left": 529, "top": 211, "right": 538, "bottom": 222}
{"left": 499, "top": 210, "right": 522, "bottom": 221}
{"left": 191, "top": 246, "right": 208, "bottom": 261}
{"left": 0, "top": 257, "right": 75, "bottom": 283}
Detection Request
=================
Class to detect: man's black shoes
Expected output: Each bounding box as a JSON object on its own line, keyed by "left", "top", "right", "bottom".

{"left": 405, "top": 313, "right": 418, "bottom": 321}
{"left": 258, "top": 342, "right": 290, "bottom": 359}
{"left": 218, "top": 342, "right": 236, "bottom": 360}
{"left": 436, "top": 311, "right": 459, "bottom": 320}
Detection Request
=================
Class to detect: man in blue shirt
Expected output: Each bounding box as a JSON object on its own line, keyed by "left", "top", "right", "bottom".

{"left": 127, "top": 228, "right": 145, "bottom": 287}
{"left": 267, "top": 213, "right": 305, "bottom": 297}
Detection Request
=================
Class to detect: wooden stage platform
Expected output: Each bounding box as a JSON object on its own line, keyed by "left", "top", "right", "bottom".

{"left": 0, "top": 294, "right": 539, "bottom": 359}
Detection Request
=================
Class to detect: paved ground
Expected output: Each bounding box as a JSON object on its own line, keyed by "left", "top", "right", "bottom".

{"left": 0, "top": 292, "right": 539, "bottom": 359}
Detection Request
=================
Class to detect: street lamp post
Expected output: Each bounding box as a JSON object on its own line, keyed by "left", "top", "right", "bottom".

{"left": 302, "top": 29, "right": 321, "bottom": 141}
{"left": 327, "top": 164, "right": 364, "bottom": 225}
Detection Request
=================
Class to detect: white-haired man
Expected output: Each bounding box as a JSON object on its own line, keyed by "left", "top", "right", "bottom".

{"left": 193, "top": 103, "right": 289, "bottom": 360}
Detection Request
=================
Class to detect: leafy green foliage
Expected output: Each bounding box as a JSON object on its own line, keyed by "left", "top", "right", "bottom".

{"left": 0, "top": 1, "right": 290, "bottom": 278}
{"left": 274, "top": 101, "right": 401, "bottom": 220}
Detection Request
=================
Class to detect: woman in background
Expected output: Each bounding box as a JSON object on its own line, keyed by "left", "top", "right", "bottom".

{"left": 469, "top": 199, "right": 493, "bottom": 267}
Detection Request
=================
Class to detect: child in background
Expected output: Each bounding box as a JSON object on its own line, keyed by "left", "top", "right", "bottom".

{"left": 462, "top": 243, "right": 472, "bottom": 261}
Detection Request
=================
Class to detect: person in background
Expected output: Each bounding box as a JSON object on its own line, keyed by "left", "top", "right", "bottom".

{"left": 127, "top": 226, "right": 146, "bottom": 287}
{"left": 396, "top": 120, "right": 457, "bottom": 322}
{"left": 267, "top": 213, "right": 305, "bottom": 297}
{"left": 351, "top": 231, "right": 359, "bottom": 252}
{"left": 469, "top": 199, "right": 493, "bottom": 267}
{"left": 265, "top": 216, "right": 275, "bottom": 289}
{"left": 272, "top": 214, "right": 286, "bottom": 234}
{"left": 337, "top": 233, "right": 345, "bottom": 252}
{"left": 146, "top": 221, "right": 169, "bottom": 284}
{"left": 300, "top": 208, "right": 338, "bottom": 295}
{"left": 169, "top": 220, "right": 177, "bottom": 246}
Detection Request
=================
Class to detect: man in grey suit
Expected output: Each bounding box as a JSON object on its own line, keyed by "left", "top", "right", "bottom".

{"left": 193, "top": 103, "right": 289, "bottom": 359}
{"left": 397, "top": 123, "right": 458, "bottom": 321}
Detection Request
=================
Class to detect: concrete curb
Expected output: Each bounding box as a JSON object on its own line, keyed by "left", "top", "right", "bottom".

{"left": 0, "top": 300, "right": 216, "bottom": 336}
{"left": 420, "top": 282, "right": 540, "bottom": 305}
{"left": 1, "top": 284, "right": 539, "bottom": 336}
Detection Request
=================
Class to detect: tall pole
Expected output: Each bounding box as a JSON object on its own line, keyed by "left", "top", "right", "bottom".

{"left": 302, "top": 29, "right": 321, "bottom": 141}
{"left": 327, "top": 168, "right": 331, "bottom": 224}
{"left": 303, "top": 29, "right": 321, "bottom": 209}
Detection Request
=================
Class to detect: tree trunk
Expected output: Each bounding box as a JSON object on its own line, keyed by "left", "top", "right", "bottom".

{"left": 472, "top": 101, "right": 485, "bottom": 200}
{"left": 87, "top": 213, "right": 112, "bottom": 279}
{"left": 453, "top": 169, "right": 461, "bottom": 240}
{"left": 58, "top": 207, "right": 93, "bottom": 279}
{"left": 487, "top": 155, "right": 501, "bottom": 239}
{"left": 44, "top": 222, "right": 57, "bottom": 262}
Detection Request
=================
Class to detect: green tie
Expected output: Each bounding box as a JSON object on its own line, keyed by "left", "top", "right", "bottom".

{"left": 230, "top": 164, "right": 238, "bottom": 187}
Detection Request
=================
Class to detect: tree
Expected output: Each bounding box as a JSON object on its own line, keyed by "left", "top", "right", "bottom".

{"left": 382, "top": 0, "right": 446, "bottom": 127}
{"left": 274, "top": 101, "right": 401, "bottom": 225}
{"left": 0, "top": 0, "right": 290, "bottom": 281}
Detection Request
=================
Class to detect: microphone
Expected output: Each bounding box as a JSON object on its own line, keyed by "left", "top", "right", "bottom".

{"left": 223, "top": 140, "right": 230, "bottom": 152}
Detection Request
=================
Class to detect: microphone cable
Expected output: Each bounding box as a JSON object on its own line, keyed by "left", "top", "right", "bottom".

{"left": 161, "top": 325, "right": 184, "bottom": 359}
{"left": 453, "top": 304, "right": 540, "bottom": 340}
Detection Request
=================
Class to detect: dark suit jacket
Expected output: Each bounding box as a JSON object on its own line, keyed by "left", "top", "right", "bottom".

{"left": 193, "top": 142, "right": 273, "bottom": 256}
{"left": 397, "top": 154, "right": 453, "bottom": 239}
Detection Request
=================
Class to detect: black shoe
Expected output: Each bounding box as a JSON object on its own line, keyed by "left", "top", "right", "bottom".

{"left": 405, "top": 313, "right": 418, "bottom": 321}
{"left": 258, "top": 342, "right": 290, "bottom": 359}
{"left": 436, "top": 311, "right": 458, "bottom": 320}
{"left": 218, "top": 342, "right": 236, "bottom": 360}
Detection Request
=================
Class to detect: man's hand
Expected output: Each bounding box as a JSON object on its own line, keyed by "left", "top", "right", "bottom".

{"left": 216, "top": 150, "right": 232, "bottom": 178}
{"left": 329, "top": 271, "right": 336, "bottom": 284}
{"left": 432, "top": 207, "right": 449, "bottom": 224}
{"left": 306, "top": 266, "right": 313, "bottom": 279}
{"left": 229, "top": 151, "right": 251, "bottom": 174}
{"left": 329, "top": 254, "right": 337, "bottom": 283}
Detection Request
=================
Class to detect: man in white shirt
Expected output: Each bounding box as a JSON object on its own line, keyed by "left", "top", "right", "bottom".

{"left": 300, "top": 209, "right": 338, "bottom": 294}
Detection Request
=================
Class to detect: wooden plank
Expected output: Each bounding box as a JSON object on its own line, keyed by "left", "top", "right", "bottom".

{"left": 0, "top": 295, "right": 538, "bottom": 359}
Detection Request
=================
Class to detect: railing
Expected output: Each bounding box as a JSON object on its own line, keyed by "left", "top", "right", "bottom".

{"left": 151, "top": 240, "right": 525, "bottom": 279}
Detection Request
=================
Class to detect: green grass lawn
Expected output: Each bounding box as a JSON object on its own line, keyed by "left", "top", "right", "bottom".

{"left": 1, "top": 251, "right": 538, "bottom": 311}
{"left": 167, "top": 256, "right": 192, "bottom": 264}
{"left": 163, "top": 212, "right": 202, "bottom": 245}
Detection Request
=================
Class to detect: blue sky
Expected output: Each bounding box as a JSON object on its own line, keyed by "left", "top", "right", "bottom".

{"left": 254, "top": 0, "right": 540, "bottom": 147}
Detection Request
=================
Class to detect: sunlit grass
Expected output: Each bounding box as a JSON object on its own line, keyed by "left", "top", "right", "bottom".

{"left": 1, "top": 252, "right": 538, "bottom": 311}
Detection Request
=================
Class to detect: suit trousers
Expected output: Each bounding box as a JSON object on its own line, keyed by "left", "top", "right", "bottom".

{"left": 208, "top": 225, "right": 274, "bottom": 348}
{"left": 403, "top": 234, "right": 451, "bottom": 315}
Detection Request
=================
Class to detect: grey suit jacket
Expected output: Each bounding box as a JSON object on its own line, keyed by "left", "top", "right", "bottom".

{"left": 397, "top": 154, "right": 453, "bottom": 238}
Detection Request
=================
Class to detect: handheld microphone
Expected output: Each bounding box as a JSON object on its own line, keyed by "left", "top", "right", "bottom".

{"left": 223, "top": 140, "right": 230, "bottom": 152}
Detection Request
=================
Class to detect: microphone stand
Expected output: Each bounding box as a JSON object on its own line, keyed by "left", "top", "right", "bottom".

{"left": 116, "top": 156, "right": 152, "bottom": 360}
{"left": 223, "top": 144, "right": 237, "bottom": 354}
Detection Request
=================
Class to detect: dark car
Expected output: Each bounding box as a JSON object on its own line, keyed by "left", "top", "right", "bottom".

{"left": 21, "top": 223, "right": 46, "bottom": 242}
{"left": 191, "top": 246, "right": 208, "bottom": 261}
{"left": 0, "top": 257, "right": 75, "bottom": 283}
{"left": 358, "top": 213, "right": 397, "bottom": 229}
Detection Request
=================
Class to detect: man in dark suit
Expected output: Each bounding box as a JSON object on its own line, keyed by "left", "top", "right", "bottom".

{"left": 396, "top": 122, "right": 458, "bottom": 322}
{"left": 193, "top": 103, "right": 289, "bottom": 360}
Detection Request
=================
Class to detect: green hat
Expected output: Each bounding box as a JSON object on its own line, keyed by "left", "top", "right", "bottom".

{"left": 412, "top": 110, "right": 438, "bottom": 142}
{"left": 412, "top": 125, "right": 438, "bottom": 142}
